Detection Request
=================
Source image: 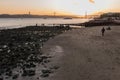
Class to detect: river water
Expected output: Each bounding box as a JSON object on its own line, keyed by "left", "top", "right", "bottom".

{"left": 0, "top": 18, "right": 89, "bottom": 29}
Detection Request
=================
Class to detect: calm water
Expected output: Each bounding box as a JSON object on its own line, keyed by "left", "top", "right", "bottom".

{"left": 0, "top": 18, "right": 89, "bottom": 29}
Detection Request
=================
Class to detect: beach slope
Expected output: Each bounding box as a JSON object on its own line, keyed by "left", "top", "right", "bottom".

{"left": 43, "top": 26, "right": 120, "bottom": 80}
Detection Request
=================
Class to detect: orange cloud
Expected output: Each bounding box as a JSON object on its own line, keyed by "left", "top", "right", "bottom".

{"left": 89, "top": 0, "right": 95, "bottom": 3}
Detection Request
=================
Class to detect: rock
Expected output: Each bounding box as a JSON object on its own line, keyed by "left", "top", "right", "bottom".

{"left": 41, "top": 69, "right": 52, "bottom": 74}
{"left": 44, "top": 60, "right": 50, "bottom": 63}
{"left": 28, "top": 70, "right": 35, "bottom": 76}
{"left": 23, "top": 63, "right": 36, "bottom": 68}
{"left": 41, "top": 73, "right": 49, "bottom": 77}
{"left": 40, "top": 69, "right": 53, "bottom": 77}
{"left": 5, "top": 70, "right": 12, "bottom": 76}
{"left": 0, "top": 77, "right": 3, "bottom": 80}
{"left": 0, "top": 49, "right": 2, "bottom": 52}
{"left": 50, "top": 66, "right": 59, "bottom": 70}
{"left": 3, "top": 45, "right": 7, "bottom": 48}
{"left": 30, "top": 63, "right": 36, "bottom": 68}
{"left": 12, "top": 74, "right": 19, "bottom": 79}
{"left": 22, "top": 70, "right": 27, "bottom": 76}
{"left": 22, "top": 69, "right": 35, "bottom": 76}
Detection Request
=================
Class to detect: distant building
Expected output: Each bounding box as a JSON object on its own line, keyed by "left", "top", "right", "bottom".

{"left": 29, "top": 12, "right": 31, "bottom": 15}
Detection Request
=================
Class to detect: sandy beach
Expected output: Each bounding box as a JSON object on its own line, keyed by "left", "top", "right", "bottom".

{"left": 0, "top": 0, "right": 120, "bottom": 80}
{"left": 43, "top": 26, "right": 120, "bottom": 80}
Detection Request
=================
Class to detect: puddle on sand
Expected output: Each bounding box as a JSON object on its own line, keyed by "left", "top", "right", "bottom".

{"left": 49, "top": 45, "right": 64, "bottom": 58}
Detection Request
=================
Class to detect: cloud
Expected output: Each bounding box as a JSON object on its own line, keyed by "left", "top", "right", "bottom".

{"left": 89, "top": 0, "right": 95, "bottom": 3}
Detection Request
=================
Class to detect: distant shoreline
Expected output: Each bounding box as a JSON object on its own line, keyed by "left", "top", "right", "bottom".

{"left": 0, "top": 14, "right": 79, "bottom": 18}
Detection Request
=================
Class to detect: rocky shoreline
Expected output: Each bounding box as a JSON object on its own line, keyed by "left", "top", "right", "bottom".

{"left": 0, "top": 25, "right": 71, "bottom": 80}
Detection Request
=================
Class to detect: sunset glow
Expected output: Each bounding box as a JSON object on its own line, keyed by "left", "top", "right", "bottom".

{"left": 0, "top": 0, "right": 120, "bottom": 15}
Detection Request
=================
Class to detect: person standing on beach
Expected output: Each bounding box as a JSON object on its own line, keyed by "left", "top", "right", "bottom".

{"left": 101, "top": 27, "right": 105, "bottom": 36}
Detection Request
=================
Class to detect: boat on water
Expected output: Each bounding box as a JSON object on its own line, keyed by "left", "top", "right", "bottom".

{"left": 64, "top": 17, "right": 72, "bottom": 19}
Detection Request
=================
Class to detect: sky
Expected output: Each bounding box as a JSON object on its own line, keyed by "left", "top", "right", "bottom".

{"left": 0, "top": 0, "right": 120, "bottom": 16}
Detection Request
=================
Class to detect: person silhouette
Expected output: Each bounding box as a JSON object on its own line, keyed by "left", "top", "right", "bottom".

{"left": 101, "top": 27, "right": 105, "bottom": 36}
{"left": 106, "top": 26, "right": 111, "bottom": 30}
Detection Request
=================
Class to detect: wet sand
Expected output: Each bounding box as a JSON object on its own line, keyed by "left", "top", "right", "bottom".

{"left": 43, "top": 26, "right": 120, "bottom": 80}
